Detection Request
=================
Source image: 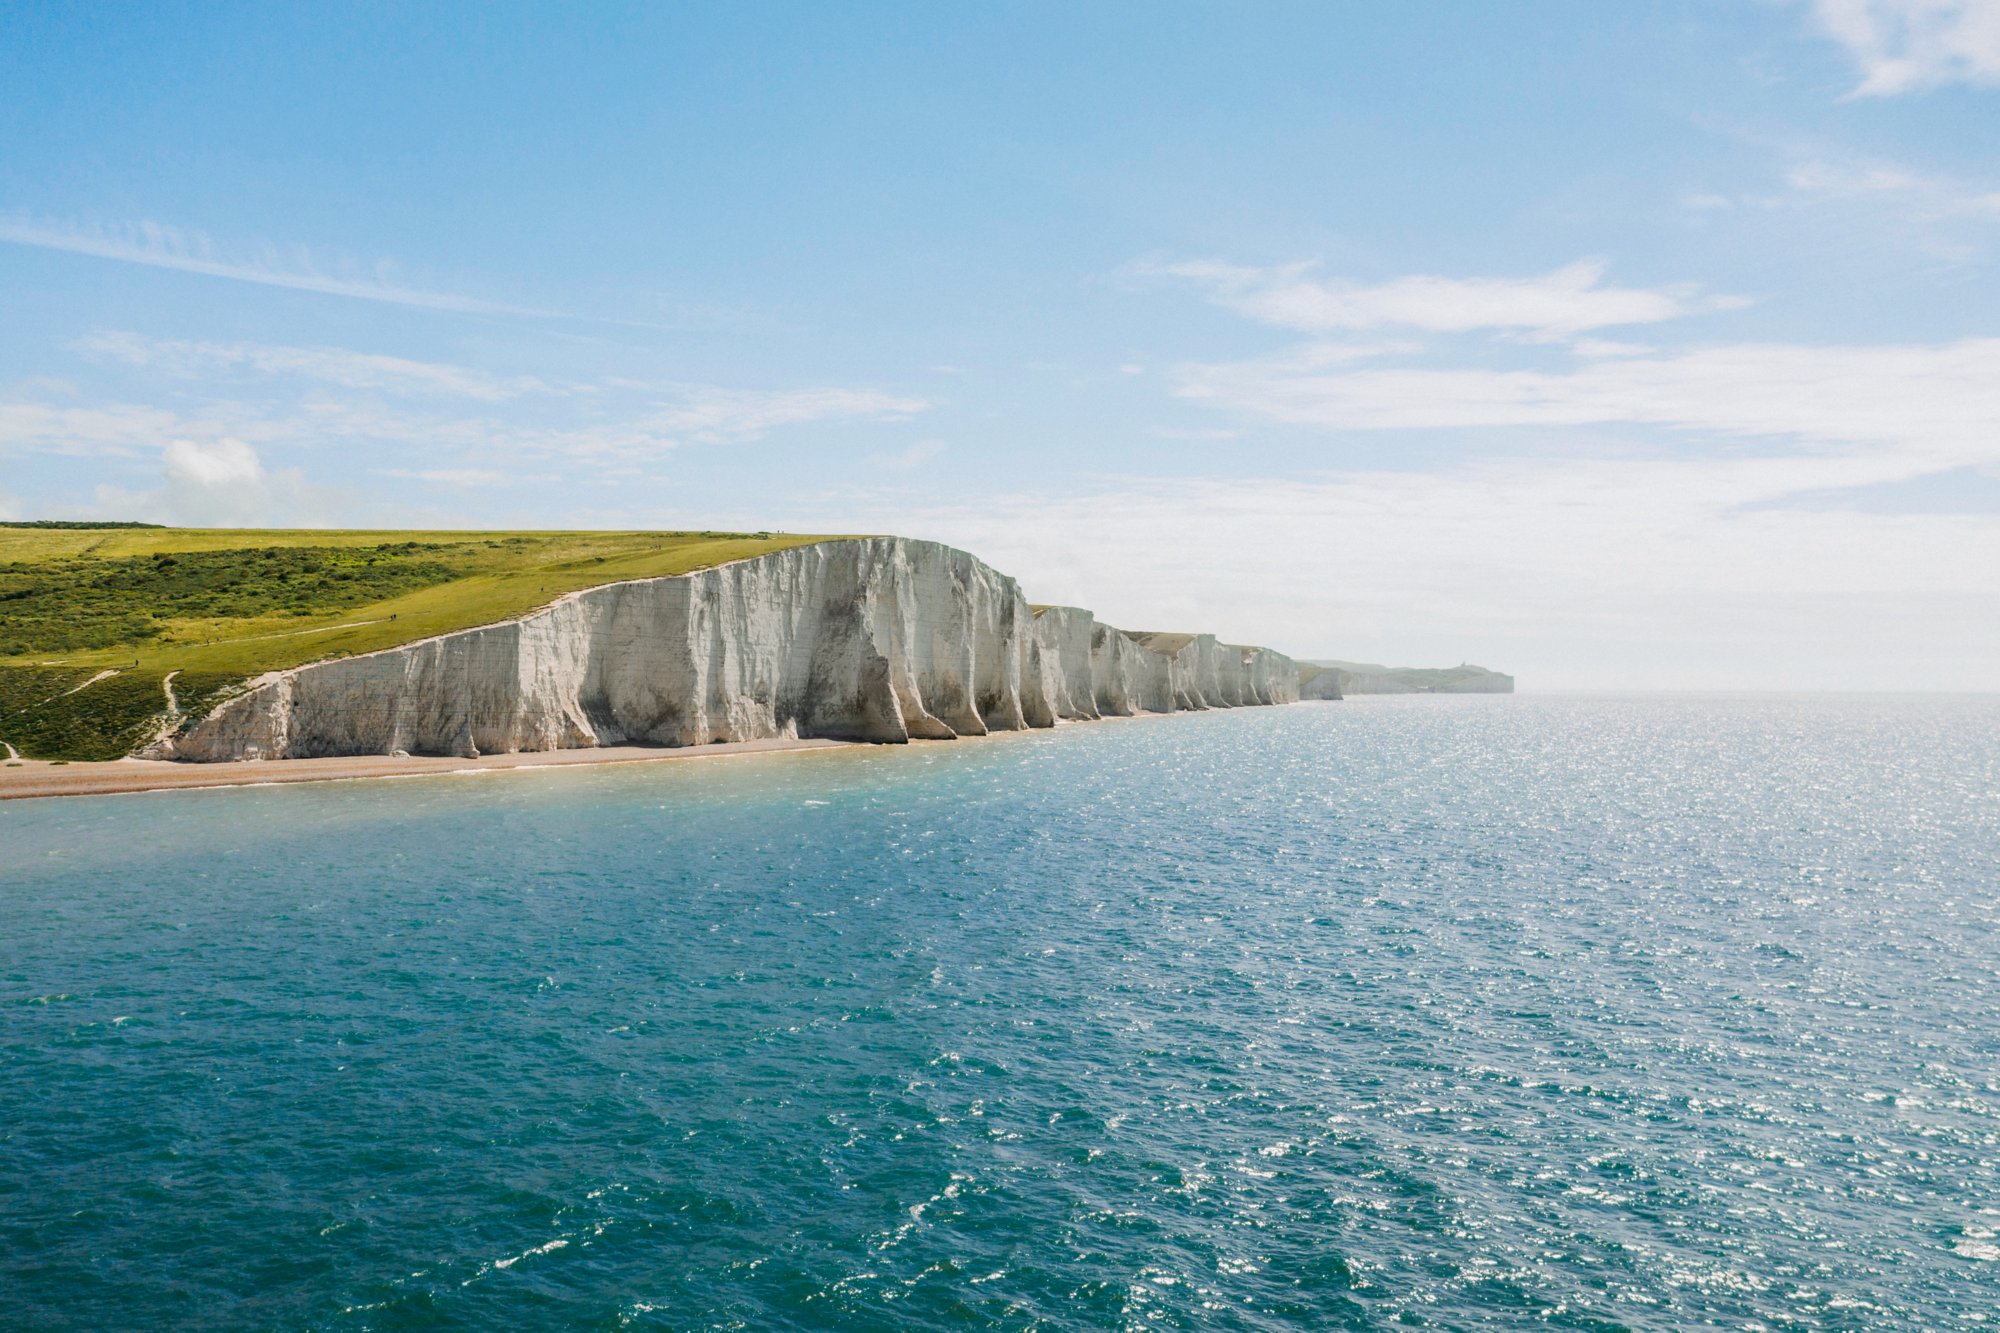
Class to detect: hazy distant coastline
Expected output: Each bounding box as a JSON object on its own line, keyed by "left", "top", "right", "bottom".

{"left": 1302, "top": 660, "right": 1514, "bottom": 696}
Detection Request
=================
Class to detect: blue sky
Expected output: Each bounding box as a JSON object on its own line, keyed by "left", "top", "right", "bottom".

{"left": 4, "top": 1, "right": 1998, "bottom": 688}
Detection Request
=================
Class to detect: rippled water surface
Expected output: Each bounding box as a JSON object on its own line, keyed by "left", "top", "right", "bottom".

{"left": 4, "top": 696, "right": 1998, "bottom": 1330}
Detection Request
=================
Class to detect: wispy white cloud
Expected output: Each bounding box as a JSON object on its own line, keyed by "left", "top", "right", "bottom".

{"left": 1154, "top": 258, "right": 1744, "bottom": 337}
{"left": 1811, "top": 0, "right": 2000, "bottom": 95}
{"left": 381, "top": 467, "right": 545, "bottom": 488}
{"left": 866, "top": 439, "right": 947, "bottom": 471}
{"left": 387, "top": 387, "right": 934, "bottom": 465}
{"left": 74, "top": 331, "right": 552, "bottom": 401}
{"left": 1568, "top": 337, "right": 1655, "bottom": 358}
{"left": 1783, "top": 156, "right": 2000, "bottom": 218}
{"left": 7, "top": 318, "right": 935, "bottom": 474}
{"left": 1175, "top": 337, "right": 2000, "bottom": 469}
{"left": 0, "top": 213, "right": 546, "bottom": 315}
{"left": 0, "top": 400, "right": 207, "bottom": 457}
{"left": 2, "top": 330, "right": 935, "bottom": 498}
{"left": 641, "top": 387, "right": 930, "bottom": 445}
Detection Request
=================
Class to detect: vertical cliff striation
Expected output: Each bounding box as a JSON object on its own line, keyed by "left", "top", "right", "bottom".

{"left": 1027, "top": 606, "right": 1103, "bottom": 722}
{"left": 160, "top": 538, "right": 1300, "bottom": 762}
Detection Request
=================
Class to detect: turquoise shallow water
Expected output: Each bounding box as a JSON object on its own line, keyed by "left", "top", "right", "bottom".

{"left": 3, "top": 695, "right": 1998, "bottom": 1330}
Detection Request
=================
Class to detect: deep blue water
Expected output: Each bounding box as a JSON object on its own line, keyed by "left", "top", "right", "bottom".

{"left": 3, "top": 696, "right": 1998, "bottom": 1331}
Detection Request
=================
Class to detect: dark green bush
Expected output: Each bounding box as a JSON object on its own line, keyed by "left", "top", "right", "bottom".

{"left": 0, "top": 666, "right": 260, "bottom": 761}
{"left": 0, "top": 543, "right": 471, "bottom": 656}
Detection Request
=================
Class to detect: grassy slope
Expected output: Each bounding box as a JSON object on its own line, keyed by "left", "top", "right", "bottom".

{"left": 1125, "top": 631, "right": 1197, "bottom": 657}
{"left": 0, "top": 528, "right": 850, "bottom": 760}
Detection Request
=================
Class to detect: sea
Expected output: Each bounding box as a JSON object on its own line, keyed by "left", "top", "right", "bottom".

{"left": 2, "top": 695, "right": 1996, "bottom": 1331}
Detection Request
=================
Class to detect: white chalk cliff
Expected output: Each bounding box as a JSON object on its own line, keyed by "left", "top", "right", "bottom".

{"left": 161, "top": 538, "right": 1301, "bottom": 762}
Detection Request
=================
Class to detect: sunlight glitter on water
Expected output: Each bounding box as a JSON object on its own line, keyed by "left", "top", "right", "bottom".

{"left": 3, "top": 695, "right": 1997, "bottom": 1330}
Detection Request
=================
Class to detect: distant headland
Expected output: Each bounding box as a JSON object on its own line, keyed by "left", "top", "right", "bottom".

{"left": 1301, "top": 659, "right": 1514, "bottom": 697}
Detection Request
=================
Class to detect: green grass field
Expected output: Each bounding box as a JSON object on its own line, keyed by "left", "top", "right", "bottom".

{"left": 0, "top": 525, "right": 850, "bottom": 761}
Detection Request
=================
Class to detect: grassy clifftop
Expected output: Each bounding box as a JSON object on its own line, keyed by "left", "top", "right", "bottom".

{"left": 0, "top": 526, "right": 848, "bottom": 760}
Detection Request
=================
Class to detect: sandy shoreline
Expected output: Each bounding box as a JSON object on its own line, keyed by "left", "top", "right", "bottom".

{"left": 0, "top": 708, "right": 1219, "bottom": 803}
{"left": 0, "top": 736, "right": 856, "bottom": 802}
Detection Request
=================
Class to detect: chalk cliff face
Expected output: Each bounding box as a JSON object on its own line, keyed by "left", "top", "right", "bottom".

{"left": 163, "top": 538, "right": 1299, "bottom": 762}
{"left": 1029, "top": 607, "right": 1103, "bottom": 722}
